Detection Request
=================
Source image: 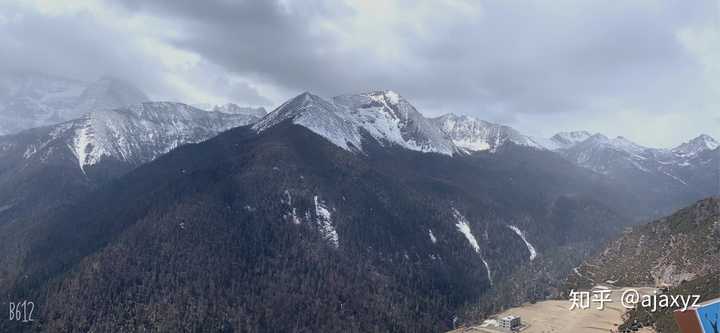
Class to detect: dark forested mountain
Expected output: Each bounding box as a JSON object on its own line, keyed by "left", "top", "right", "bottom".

{"left": 0, "top": 72, "right": 149, "bottom": 135}
{"left": 1, "top": 92, "right": 635, "bottom": 332}
{"left": 0, "top": 102, "right": 262, "bottom": 297}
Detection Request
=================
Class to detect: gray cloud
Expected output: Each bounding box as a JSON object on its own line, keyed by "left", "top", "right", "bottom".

{"left": 0, "top": 4, "right": 162, "bottom": 91}
{"left": 0, "top": 2, "right": 271, "bottom": 106}
{"left": 2, "top": 0, "right": 719, "bottom": 146}
{"left": 116, "top": 1, "right": 718, "bottom": 111}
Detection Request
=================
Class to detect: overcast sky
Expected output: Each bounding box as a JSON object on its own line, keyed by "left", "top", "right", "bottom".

{"left": 2, "top": 0, "right": 719, "bottom": 147}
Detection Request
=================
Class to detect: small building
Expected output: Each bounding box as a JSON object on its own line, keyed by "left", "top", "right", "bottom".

{"left": 499, "top": 315, "right": 521, "bottom": 331}
{"left": 673, "top": 296, "right": 720, "bottom": 333}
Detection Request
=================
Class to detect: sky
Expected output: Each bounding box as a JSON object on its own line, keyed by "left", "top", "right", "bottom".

{"left": 1, "top": 0, "right": 719, "bottom": 147}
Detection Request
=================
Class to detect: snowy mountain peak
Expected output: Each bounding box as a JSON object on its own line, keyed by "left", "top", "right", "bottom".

{"left": 334, "top": 90, "right": 456, "bottom": 155}
{"left": 586, "top": 133, "right": 610, "bottom": 142}
{"left": 430, "top": 113, "right": 545, "bottom": 153}
{"left": 672, "top": 134, "right": 719, "bottom": 156}
{"left": 365, "top": 90, "right": 402, "bottom": 106}
{"left": 549, "top": 131, "right": 593, "bottom": 149}
{"left": 573, "top": 134, "right": 648, "bottom": 156}
{"left": 23, "top": 102, "right": 260, "bottom": 173}
{"left": 254, "top": 91, "right": 456, "bottom": 155}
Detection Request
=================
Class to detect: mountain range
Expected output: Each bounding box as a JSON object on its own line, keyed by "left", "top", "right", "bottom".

{"left": 256, "top": 90, "right": 718, "bottom": 218}
{"left": 2, "top": 73, "right": 716, "bottom": 209}
{"left": 0, "top": 101, "right": 263, "bottom": 299}
{"left": 0, "top": 80, "right": 717, "bottom": 331}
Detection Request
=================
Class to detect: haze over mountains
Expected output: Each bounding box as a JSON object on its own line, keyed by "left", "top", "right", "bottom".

{"left": 0, "top": 73, "right": 149, "bottom": 135}
{"left": 0, "top": 72, "right": 717, "bottom": 332}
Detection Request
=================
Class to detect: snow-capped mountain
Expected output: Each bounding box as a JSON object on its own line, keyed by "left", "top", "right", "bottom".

{"left": 556, "top": 134, "right": 655, "bottom": 174}
{"left": 11, "top": 102, "right": 261, "bottom": 173}
{"left": 254, "top": 91, "right": 456, "bottom": 155}
{"left": 0, "top": 101, "right": 263, "bottom": 241}
{"left": 0, "top": 73, "right": 148, "bottom": 135}
{"left": 554, "top": 133, "right": 718, "bottom": 177}
{"left": 251, "top": 90, "right": 717, "bottom": 198}
{"left": 271, "top": 90, "right": 714, "bottom": 216}
{"left": 550, "top": 132, "right": 718, "bottom": 215}
{"left": 672, "top": 134, "right": 719, "bottom": 157}
{"left": 429, "top": 113, "right": 545, "bottom": 153}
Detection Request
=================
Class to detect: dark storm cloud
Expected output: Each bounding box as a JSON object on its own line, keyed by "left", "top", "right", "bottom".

{"left": 114, "top": 0, "right": 718, "bottom": 119}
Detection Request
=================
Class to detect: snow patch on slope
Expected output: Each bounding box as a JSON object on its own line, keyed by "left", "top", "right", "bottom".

{"left": 481, "top": 258, "right": 493, "bottom": 286}
{"left": 314, "top": 195, "right": 339, "bottom": 248}
{"left": 508, "top": 225, "right": 537, "bottom": 261}
{"left": 452, "top": 208, "right": 480, "bottom": 252}
{"left": 451, "top": 208, "right": 493, "bottom": 285}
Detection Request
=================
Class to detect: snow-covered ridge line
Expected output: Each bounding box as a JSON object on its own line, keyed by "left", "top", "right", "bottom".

{"left": 254, "top": 91, "right": 456, "bottom": 156}
{"left": 23, "top": 101, "right": 262, "bottom": 173}
{"left": 430, "top": 114, "right": 546, "bottom": 153}
{"left": 507, "top": 225, "right": 537, "bottom": 261}
{"left": 254, "top": 90, "right": 718, "bottom": 164}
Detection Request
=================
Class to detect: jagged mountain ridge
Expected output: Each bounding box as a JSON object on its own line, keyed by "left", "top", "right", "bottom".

{"left": 3, "top": 102, "right": 262, "bottom": 173}
{"left": 0, "top": 72, "right": 149, "bottom": 135}
{"left": 429, "top": 113, "right": 546, "bottom": 153}
{"left": 254, "top": 91, "right": 457, "bottom": 155}
{"left": 251, "top": 91, "right": 716, "bottom": 176}
{"left": 251, "top": 91, "right": 717, "bottom": 217}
